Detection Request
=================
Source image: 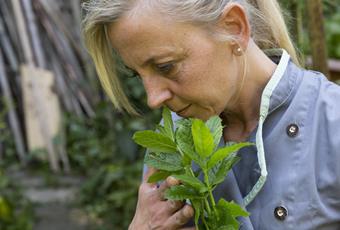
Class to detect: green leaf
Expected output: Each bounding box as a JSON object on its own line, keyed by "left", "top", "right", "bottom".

{"left": 207, "top": 142, "right": 252, "bottom": 170}
{"left": 162, "top": 107, "right": 174, "bottom": 141}
{"left": 205, "top": 116, "right": 223, "bottom": 149}
{"left": 182, "top": 154, "right": 192, "bottom": 166}
{"left": 173, "top": 174, "right": 208, "bottom": 193}
{"left": 133, "top": 130, "right": 177, "bottom": 153}
{"left": 175, "top": 119, "right": 204, "bottom": 166}
{"left": 192, "top": 119, "right": 214, "bottom": 158}
{"left": 210, "top": 153, "right": 240, "bottom": 186}
{"left": 147, "top": 170, "right": 172, "bottom": 183}
{"left": 164, "top": 185, "right": 203, "bottom": 200}
{"left": 223, "top": 200, "right": 249, "bottom": 217}
{"left": 156, "top": 124, "right": 167, "bottom": 136}
{"left": 144, "top": 152, "right": 182, "bottom": 171}
{"left": 215, "top": 199, "right": 249, "bottom": 229}
{"left": 191, "top": 199, "right": 204, "bottom": 227}
{"left": 175, "top": 118, "right": 191, "bottom": 128}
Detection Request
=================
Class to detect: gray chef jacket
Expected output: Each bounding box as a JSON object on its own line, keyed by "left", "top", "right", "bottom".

{"left": 214, "top": 50, "right": 340, "bottom": 229}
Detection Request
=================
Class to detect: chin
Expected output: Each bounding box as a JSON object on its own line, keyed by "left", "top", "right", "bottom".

{"left": 181, "top": 107, "right": 215, "bottom": 121}
{"left": 192, "top": 113, "right": 211, "bottom": 121}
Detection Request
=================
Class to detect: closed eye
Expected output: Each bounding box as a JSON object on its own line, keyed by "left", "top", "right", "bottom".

{"left": 155, "top": 62, "right": 175, "bottom": 75}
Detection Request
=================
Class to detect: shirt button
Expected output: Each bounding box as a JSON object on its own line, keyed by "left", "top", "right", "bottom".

{"left": 274, "top": 206, "right": 288, "bottom": 221}
{"left": 286, "top": 124, "right": 299, "bottom": 137}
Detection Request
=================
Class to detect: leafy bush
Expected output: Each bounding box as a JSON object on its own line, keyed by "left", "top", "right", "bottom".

{"left": 0, "top": 169, "right": 34, "bottom": 230}
{"left": 79, "top": 161, "right": 143, "bottom": 229}
{"left": 325, "top": 5, "right": 340, "bottom": 59}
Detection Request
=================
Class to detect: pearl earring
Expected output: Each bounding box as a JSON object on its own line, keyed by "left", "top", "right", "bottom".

{"left": 234, "top": 46, "right": 243, "bottom": 56}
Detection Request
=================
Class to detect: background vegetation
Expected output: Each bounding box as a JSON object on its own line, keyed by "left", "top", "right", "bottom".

{"left": 0, "top": 1, "right": 339, "bottom": 230}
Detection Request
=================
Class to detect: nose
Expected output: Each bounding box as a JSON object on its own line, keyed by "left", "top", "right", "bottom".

{"left": 142, "top": 76, "right": 172, "bottom": 109}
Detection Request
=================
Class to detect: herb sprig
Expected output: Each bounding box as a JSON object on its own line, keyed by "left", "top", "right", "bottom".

{"left": 133, "top": 107, "right": 251, "bottom": 229}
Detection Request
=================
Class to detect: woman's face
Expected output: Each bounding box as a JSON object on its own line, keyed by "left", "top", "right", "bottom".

{"left": 108, "top": 12, "right": 243, "bottom": 120}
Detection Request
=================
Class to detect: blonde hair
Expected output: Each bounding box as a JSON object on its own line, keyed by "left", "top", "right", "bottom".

{"left": 82, "top": 0, "right": 299, "bottom": 114}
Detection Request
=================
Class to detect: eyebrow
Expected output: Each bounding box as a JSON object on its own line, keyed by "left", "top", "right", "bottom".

{"left": 141, "top": 51, "right": 178, "bottom": 67}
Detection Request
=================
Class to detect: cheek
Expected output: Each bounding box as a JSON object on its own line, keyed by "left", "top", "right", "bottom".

{"left": 176, "top": 65, "right": 206, "bottom": 96}
{"left": 177, "top": 60, "right": 223, "bottom": 99}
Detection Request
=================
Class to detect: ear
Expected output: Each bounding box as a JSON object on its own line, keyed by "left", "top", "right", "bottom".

{"left": 217, "top": 3, "right": 251, "bottom": 51}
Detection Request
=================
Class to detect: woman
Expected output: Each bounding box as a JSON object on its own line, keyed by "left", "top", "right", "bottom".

{"left": 82, "top": 0, "right": 340, "bottom": 229}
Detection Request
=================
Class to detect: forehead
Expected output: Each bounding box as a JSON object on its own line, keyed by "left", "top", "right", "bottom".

{"left": 108, "top": 13, "right": 184, "bottom": 54}
{"left": 107, "top": 12, "right": 212, "bottom": 65}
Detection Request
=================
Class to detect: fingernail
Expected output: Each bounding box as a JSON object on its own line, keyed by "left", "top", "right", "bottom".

{"left": 151, "top": 185, "right": 158, "bottom": 191}
{"left": 183, "top": 205, "right": 193, "bottom": 217}
{"left": 167, "top": 176, "right": 179, "bottom": 185}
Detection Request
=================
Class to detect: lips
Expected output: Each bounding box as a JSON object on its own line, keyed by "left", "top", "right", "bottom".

{"left": 175, "top": 104, "right": 191, "bottom": 116}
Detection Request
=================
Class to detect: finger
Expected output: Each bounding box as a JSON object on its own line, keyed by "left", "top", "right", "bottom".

{"left": 165, "top": 200, "right": 185, "bottom": 214}
{"left": 157, "top": 176, "right": 181, "bottom": 200}
{"left": 158, "top": 176, "right": 180, "bottom": 193}
{"left": 143, "top": 167, "right": 158, "bottom": 184}
{"left": 165, "top": 205, "right": 194, "bottom": 228}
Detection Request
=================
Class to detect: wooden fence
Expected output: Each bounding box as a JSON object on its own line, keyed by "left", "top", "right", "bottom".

{"left": 0, "top": 0, "right": 98, "bottom": 172}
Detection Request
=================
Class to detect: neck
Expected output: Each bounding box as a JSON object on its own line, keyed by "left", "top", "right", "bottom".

{"left": 222, "top": 40, "right": 277, "bottom": 142}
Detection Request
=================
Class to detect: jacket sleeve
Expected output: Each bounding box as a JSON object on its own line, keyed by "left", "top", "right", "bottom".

{"left": 313, "top": 77, "right": 340, "bottom": 213}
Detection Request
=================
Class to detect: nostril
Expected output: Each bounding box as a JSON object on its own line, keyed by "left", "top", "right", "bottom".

{"left": 146, "top": 90, "right": 172, "bottom": 109}
{"left": 142, "top": 76, "right": 172, "bottom": 109}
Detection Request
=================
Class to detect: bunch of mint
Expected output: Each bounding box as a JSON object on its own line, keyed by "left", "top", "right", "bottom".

{"left": 133, "top": 107, "right": 251, "bottom": 230}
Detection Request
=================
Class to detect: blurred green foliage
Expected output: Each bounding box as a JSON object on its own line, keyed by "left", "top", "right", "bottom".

{"left": 65, "top": 75, "right": 160, "bottom": 229}
{"left": 0, "top": 100, "right": 17, "bottom": 165}
{"left": 0, "top": 102, "right": 34, "bottom": 230}
{"left": 280, "top": 0, "right": 340, "bottom": 59}
{"left": 325, "top": 5, "right": 340, "bottom": 59}
{"left": 0, "top": 169, "right": 34, "bottom": 230}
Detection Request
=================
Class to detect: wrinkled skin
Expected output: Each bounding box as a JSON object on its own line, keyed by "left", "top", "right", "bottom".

{"left": 129, "top": 168, "right": 196, "bottom": 230}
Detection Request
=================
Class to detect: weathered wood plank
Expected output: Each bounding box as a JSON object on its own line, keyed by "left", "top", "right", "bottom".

{"left": 21, "top": 65, "right": 61, "bottom": 171}
{"left": 12, "top": 0, "right": 60, "bottom": 172}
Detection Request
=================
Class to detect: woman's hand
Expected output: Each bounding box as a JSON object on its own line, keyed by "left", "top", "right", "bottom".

{"left": 129, "top": 167, "right": 196, "bottom": 230}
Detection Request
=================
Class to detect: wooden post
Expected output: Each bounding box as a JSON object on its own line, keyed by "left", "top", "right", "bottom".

{"left": 12, "top": 0, "right": 60, "bottom": 172}
{"left": 306, "top": 0, "right": 330, "bottom": 78}
{"left": 24, "top": 0, "right": 73, "bottom": 172}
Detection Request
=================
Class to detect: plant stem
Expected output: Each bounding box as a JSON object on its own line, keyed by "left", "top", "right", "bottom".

{"left": 209, "top": 190, "right": 216, "bottom": 208}
{"left": 202, "top": 215, "right": 210, "bottom": 230}
{"left": 189, "top": 168, "right": 195, "bottom": 177}
{"left": 203, "top": 170, "right": 217, "bottom": 214}
{"left": 204, "top": 198, "right": 211, "bottom": 215}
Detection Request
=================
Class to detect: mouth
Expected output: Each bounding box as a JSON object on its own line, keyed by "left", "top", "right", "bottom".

{"left": 175, "top": 104, "right": 191, "bottom": 116}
